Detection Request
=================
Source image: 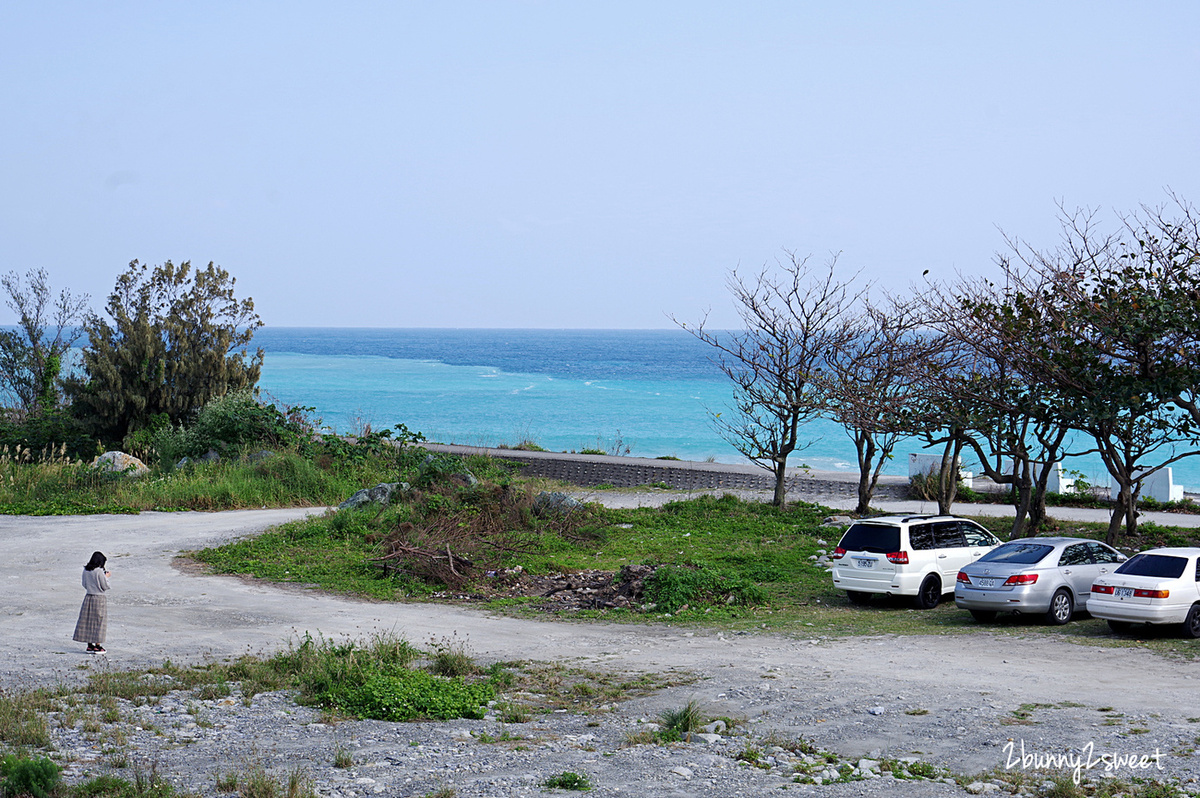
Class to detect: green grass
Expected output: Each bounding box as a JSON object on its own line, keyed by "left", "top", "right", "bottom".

{"left": 190, "top": 486, "right": 1200, "bottom": 655}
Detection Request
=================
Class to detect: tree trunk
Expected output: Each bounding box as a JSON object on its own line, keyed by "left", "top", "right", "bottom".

{"left": 1011, "top": 479, "right": 1032, "bottom": 539}
{"left": 854, "top": 433, "right": 876, "bottom": 516}
{"left": 936, "top": 440, "right": 962, "bottom": 516}
{"left": 772, "top": 461, "right": 788, "bottom": 509}
{"left": 1105, "top": 484, "right": 1128, "bottom": 546}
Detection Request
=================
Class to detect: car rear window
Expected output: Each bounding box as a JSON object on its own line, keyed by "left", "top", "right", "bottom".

{"left": 976, "top": 543, "right": 1053, "bottom": 565}
{"left": 838, "top": 524, "right": 901, "bottom": 554}
{"left": 1115, "top": 553, "right": 1188, "bottom": 579}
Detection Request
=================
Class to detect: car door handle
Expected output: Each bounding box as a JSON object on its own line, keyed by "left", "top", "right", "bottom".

{"left": 1063, "top": 569, "right": 1071, "bottom": 574}
{"left": 938, "top": 554, "right": 947, "bottom": 559}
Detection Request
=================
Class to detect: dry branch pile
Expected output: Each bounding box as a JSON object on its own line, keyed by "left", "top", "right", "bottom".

{"left": 369, "top": 483, "right": 592, "bottom": 588}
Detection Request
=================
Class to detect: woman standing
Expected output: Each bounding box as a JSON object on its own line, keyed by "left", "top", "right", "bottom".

{"left": 73, "top": 551, "right": 110, "bottom": 654}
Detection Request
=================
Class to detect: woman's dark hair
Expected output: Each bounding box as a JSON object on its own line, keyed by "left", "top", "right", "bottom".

{"left": 85, "top": 551, "right": 107, "bottom": 571}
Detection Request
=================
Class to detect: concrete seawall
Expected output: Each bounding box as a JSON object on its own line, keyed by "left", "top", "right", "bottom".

{"left": 420, "top": 443, "right": 911, "bottom": 501}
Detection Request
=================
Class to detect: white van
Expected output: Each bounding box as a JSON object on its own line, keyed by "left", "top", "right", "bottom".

{"left": 830, "top": 514, "right": 1000, "bottom": 608}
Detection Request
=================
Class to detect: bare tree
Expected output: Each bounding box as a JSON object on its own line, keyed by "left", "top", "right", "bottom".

{"left": 822, "top": 296, "right": 936, "bottom": 515}
{"left": 675, "top": 252, "right": 861, "bottom": 507}
{"left": 0, "top": 268, "right": 90, "bottom": 412}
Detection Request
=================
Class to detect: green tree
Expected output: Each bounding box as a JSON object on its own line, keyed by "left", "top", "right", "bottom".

{"left": 961, "top": 200, "right": 1200, "bottom": 543}
{"left": 0, "top": 268, "right": 89, "bottom": 413}
{"left": 65, "top": 260, "right": 263, "bottom": 444}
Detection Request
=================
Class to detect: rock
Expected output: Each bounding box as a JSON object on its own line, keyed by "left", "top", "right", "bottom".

{"left": 200, "top": 449, "right": 221, "bottom": 463}
{"left": 91, "top": 451, "right": 149, "bottom": 478}
{"left": 867, "top": 706, "right": 886, "bottom": 715}
{"left": 965, "top": 783, "right": 987, "bottom": 795}
{"left": 247, "top": 450, "right": 273, "bottom": 462}
{"left": 669, "top": 766, "right": 693, "bottom": 779}
{"left": 533, "top": 491, "right": 584, "bottom": 516}
{"left": 700, "top": 720, "right": 726, "bottom": 734}
{"left": 857, "top": 758, "right": 880, "bottom": 773}
{"left": 821, "top": 515, "right": 854, "bottom": 527}
{"left": 693, "top": 733, "right": 722, "bottom": 744}
{"left": 339, "top": 482, "right": 403, "bottom": 510}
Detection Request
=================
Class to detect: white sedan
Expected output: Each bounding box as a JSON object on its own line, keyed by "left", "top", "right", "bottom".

{"left": 1088, "top": 547, "right": 1200, "bottom": 637}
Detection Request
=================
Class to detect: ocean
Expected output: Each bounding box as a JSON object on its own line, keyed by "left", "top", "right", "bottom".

{"left": 255, "top": 327, "right": 1199, "bottom": 490}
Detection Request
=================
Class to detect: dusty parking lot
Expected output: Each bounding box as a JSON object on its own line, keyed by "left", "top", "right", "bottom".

{"left": 3, "top": 507, "right": 1200, "bottom": 795}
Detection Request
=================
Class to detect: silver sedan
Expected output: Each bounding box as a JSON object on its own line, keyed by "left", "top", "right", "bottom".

{"left": 954, "top": 537, "right": 1126, "bottom": 625}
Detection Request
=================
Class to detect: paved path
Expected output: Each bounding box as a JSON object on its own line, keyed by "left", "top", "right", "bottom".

{"left": 4, "top": 508, "right": 1200, "bottom": 781}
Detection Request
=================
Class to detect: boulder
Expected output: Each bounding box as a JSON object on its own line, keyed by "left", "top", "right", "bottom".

{"left": 199, "top": 449, "right": 221, "bottom": 464}
{"left": 533, "top": 491, "right": 583, "bottom": 516}
{"left": 339, "top": 482, "right": 406, "bottom": 510}
{"left": 91, "top": 451, "right": 149, "bottom": 478}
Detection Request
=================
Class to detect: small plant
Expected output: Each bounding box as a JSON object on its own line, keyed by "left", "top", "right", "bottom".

{"left": 735, "top": 743, "right": 763, "bottom": 765}
{"left": 495, "top": 701, "right": 532, "bottom": 724}
{"left": 216, "top": 770, "right": 239, "bottom": 792}
{"left": 427, "top": 638, "right": 479, "bottom": 678}
{"left": 333, "top": 747, "right": 354, "bottom": 768}
{"left": 905, "top": 708, "right": 929, "bottom": 716}
{"left": 906, "top": 761, "right": 937, "bottom": 779}
{"left": 420, "top": 788, "right": 455, "bottom": 798}
{"left": 658, "top": 700, "right": 707, "bottom": 736}
{"left": 195, "top": 681, "right": 231, "bottom": 700}
{"left": 542, "top": 771, "right": 592, "bottom": 791}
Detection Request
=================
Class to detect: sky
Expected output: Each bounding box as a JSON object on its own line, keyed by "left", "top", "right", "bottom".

{"left": 2, "top": 2, "right": 1198, "bottom": 329}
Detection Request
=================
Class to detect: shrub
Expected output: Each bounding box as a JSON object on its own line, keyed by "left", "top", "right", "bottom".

{"left": 643, "top": 565, "right": 766, "bottom": 613}
{"left": 151, "top": 392, "right": 309, "bottom": 464}
{"left": 0, "top": 407, "right": 96, "bottom": 462}
{"left": 0, "top": 753, "right": 62, "bottom": 798}
{"left": 332, "top": 671, "right": 494, "bottom": 721}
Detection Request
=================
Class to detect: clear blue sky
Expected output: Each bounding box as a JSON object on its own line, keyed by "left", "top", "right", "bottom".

{"left": 2, "top": 2, "right": 1197, "bottom": 329}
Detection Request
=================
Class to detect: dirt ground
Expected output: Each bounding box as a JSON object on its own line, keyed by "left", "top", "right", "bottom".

{"left": 2, "top": 504, "right": 1199, "bottom": 784}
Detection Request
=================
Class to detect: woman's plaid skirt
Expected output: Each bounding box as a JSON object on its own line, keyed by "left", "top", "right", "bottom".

{"left": 72, "top": 594, "right": 107, "bottom": 644}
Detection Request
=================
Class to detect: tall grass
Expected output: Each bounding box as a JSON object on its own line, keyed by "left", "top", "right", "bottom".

{"left": 0, "top": 448, "right": 403, "bottom": 514}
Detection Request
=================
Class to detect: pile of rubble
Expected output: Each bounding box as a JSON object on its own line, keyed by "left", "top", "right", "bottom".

{"left": 457, "top": 564, "right": 659, "bottom": 612}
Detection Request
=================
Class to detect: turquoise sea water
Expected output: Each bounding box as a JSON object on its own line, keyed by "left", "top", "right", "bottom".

{"left": 254, "top": 328, "right": 1200, "bottom": 489}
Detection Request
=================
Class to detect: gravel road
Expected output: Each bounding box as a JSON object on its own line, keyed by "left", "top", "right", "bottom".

{"left": 3, "top": 506, "right": 1199, "bottom": 796}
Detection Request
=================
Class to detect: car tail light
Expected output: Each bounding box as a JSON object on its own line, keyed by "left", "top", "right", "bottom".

{"left": 1002, "top": 573, "right": 1038, "bottom": 586}
{"left": 1091, "top": 584, "right": 1114, "bottom": 594}
{"left": 956, "top": 571, "right": 970, "bottom": 583}
{"left": 886, "top": 551, "right": 909, "bottom": 564}
{"left": 1134, "top": 588, "right": 1169, "bottom": 599}
{"left": 831, "top": 547, "right": 846, "bottom": 560}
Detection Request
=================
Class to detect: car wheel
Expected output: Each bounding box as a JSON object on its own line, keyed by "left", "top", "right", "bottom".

{"left": 969, "top": 610, "right": 997, "bottom": 623}
{"left": 846, "top": 591, "right": 872, "bottom": 606}
{"left": 913, "top": 576, "right": 941, "bottom": 610}
{"left": 1107, "top": 619, "right": 1133, "bottom": 635}
{"left": 1183, "top": 605, "right": 1200, "bottom": 639}
{"left": 1044, "top": 589, "right": 1074, "bottom": 626}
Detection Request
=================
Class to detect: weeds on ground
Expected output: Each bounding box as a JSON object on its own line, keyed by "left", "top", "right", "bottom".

{"left": 542, "top": 771, "right": 592, "bottom": 791}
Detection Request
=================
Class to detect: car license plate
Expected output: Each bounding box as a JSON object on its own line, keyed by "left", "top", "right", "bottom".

{"left": 1114, "top": 587, "right": 1134, "bottom": 598}
{"left": 976, "top": 577, "right": 996, "bottom": 588}
{"left": 854, "top": 558, "right": 875, "bottom": 569}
